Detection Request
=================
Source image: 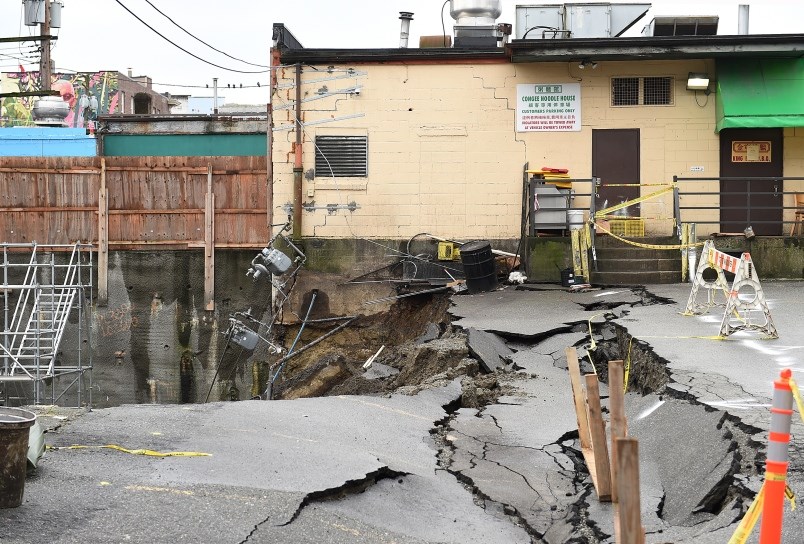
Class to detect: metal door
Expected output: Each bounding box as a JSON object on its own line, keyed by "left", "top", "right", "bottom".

{"left": 592, "top": 129, "right": 641, "bottom": 217}
{"left": 719, "top": 128, "right": 783, "bottom": 235}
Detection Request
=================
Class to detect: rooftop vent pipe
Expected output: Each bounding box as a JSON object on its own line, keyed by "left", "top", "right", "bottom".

{"left": 450, "top": 0, "right": 502, "bottom": 26}
{"left": 738, "top": 4, "right": 749, "bottom": 35}
{"left": 399, "top": 12, "right": 413, "bottom": 48}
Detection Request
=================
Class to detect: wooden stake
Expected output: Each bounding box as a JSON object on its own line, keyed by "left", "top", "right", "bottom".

{"left": 566, "top": 347, "right": 592, "bottom": 451}
{"left": 616, "top": 437, "right": 643, "bottom": 544}
{"left": 585, "top": 373, "right": 612, "bottom": 501}
{"left": 204, "top": 164, "right": 215, "bottom": 311}
{"left": 97, "top": 158, "right": 108, "bottom": 307}
{"left": 609, "top": 359, "right": 627, "bottom": 503}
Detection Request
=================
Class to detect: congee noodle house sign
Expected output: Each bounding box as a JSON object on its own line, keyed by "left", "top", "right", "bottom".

{"left": 516, "top": 83, "right": 581, "bottom": 132}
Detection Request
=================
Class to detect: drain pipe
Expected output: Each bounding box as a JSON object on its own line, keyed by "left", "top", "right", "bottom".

{"left": 267, "top": 290, "right": 317, "bottom": 399}
{"left": 292, "top": 63, "right": 303, "bottom": 240}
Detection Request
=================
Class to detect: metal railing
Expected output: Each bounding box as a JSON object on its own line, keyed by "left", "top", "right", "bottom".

{"left": 674, "top": 176, "right": 804, "bottom": 234}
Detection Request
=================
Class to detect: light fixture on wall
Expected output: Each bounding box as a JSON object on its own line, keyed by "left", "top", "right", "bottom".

{"left": 578, "top": 59, "right": 598, "bottom": 70}
{"left": 687, "top": 72, "right": 710, "bottom": 93}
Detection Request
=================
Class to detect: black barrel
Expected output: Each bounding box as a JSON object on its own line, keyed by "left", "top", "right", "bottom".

{"left": 460, "top": 241, "right": 498, "bottom": 294}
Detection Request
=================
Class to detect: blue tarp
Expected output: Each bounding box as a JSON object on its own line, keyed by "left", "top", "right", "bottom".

{"left": 0, "top": 127, "right": 97, "bottom": 157}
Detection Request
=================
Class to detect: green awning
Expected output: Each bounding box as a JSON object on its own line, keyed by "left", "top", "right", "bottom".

{"left": 716, "top": 58, "right": 804, "bottom": 132}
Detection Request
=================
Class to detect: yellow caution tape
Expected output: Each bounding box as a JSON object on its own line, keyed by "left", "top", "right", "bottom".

{"left": 789, "top": 378, "right": 804, "bottom": 425}
{"left": 595, "top": 222, "right": 707, "bottom": 250}
{"left": 728, "top": 483, "right": 765, "bottom": 544}
{"left": 52, "top": 444, "right": 211, "bottom": 457}
{"left": 624, "top": 337, "right": 633, "bottom": 394}
{"left": 729, "top": 481, "right": 797, "bottom": 543}
{"left": 766, "top": 471, "right": 788, "bottom": 482}
{"left": 595, "top": 186, "right": 675, "bottom": 216}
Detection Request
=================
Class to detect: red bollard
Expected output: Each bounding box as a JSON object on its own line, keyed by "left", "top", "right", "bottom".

{"left": 759, "top": 369, "right": 794, "bottom": 544}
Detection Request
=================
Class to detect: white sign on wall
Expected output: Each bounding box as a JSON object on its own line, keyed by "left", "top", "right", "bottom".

{"left": 516, "top": 83, "right": 581, "bottom": 132}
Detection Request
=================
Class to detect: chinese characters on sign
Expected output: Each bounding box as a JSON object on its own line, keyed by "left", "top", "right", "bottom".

{"left": 731, "top": 141, "right": 771, "bottom": 163}
{"left": 516, "top": 83, "right": 581, "bottom": 132}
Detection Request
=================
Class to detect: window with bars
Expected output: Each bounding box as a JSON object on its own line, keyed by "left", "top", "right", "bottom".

{"left": 611, "top": 77, "right": 673, "bottom": 106}
{"left": 314, "top": 135, "right": 368, "bottom": 177}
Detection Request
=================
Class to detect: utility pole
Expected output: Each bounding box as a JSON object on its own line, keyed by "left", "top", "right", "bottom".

{"left": 40, "top": 0, "right": 51, "bottom": 90}
{"left": 213, "top": 78, "right": 218, "bottom": 114}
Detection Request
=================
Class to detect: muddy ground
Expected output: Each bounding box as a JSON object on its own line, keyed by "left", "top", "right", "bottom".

{"left": 268, "top": 292, "right": 509, "bottom": 406}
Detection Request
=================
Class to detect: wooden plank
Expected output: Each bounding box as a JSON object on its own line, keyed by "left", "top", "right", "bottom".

{"left": 585, "top": 373, "right": 612, "bottom": 501}
{"left": 0, "top": 207, "right": 97, "bottom": 212}
{"left": 0, "top": 168, "right": 100, "bottom": 175}
{"left": 609, "top": 359, "right": 627, "bottom": 504}
{"left": 204, "top": 165, "right": 215, "bottom": 311}
{"left": 98, "top": 158, "right": 108, "bottom": 306}
{"left": 616, "top": 438, "right": 644, "bottom": 544}
{"left": 566, "top": 347, "right": 592, "bottom": 451}
{"left": 105, "top": 209, "right": 267, "bottom": 215}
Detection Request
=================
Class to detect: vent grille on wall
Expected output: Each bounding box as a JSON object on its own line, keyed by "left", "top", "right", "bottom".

{"left": 314, "top": 135, "right": 368, "bottom": 177}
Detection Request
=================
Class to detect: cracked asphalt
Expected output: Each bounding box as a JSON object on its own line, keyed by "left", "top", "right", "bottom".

{"left": 2, "top": 282, "right": 803, "bottom": 543}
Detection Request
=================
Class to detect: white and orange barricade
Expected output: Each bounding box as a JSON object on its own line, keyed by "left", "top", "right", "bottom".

{"left": 683, "top": 240, "right": 729, "bottom": 315}
{"left": 719, "top": 251, "right": 777, "bottom": 338}
{"left": 684, "top": 241, "right": 777, "bottom": 338}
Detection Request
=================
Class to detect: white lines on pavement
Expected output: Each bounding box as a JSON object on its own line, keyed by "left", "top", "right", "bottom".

{"left": 636, "top": 400, "right": 665, "bottom": 420}
{"left": 696, "top": 315, "right": 721, "bottom": 323}
{"left": 702, "top": 399, "right": 771, "bottom": 410}
{"left": 594, "top": 291, "right": 622, "bottom": 297}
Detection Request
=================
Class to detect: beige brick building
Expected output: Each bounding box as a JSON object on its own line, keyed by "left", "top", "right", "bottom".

{"left": 270, "top": 23, "right": 804, "bottom": 270}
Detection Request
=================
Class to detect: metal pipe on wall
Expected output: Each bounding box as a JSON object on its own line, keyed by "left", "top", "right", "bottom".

{"left": 292, "top": 63, "right": 303, "bottom": 240}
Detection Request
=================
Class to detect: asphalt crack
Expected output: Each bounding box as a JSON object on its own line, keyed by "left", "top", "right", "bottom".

{"left": 239, "top": 466, "right": 409, "bottom": 543}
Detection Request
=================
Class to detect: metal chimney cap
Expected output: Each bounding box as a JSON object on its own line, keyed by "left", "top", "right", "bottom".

{"left": 399, "top": 12, "right": 414, "bottom": 20}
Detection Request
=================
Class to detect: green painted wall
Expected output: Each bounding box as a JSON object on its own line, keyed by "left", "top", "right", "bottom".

{"left": 103, "top": 134, "right": 267, "bottom": 157}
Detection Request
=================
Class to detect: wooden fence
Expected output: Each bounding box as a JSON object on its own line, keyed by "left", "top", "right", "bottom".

{"left": 0, "top": 156, "right": 270, "bottom": 308}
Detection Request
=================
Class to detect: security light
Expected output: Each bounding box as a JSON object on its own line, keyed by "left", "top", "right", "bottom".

{"left": 687, "top": 72, "right": 710, "bottom": 92}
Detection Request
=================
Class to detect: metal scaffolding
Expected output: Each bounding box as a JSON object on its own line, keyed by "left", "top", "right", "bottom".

{"left": 0, "top": 242, "right": 93, "bottom": 407}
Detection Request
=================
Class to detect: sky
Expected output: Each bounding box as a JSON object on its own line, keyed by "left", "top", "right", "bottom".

{"left": 1, "top": 0, "right": 802, "bottom": 105}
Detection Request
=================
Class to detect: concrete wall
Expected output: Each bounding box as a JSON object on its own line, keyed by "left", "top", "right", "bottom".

{"left": 271, "top": 59, "right": 804, "bottom": 241}
{"left": 51, "top": 245, "right": 401, "bottom": 408}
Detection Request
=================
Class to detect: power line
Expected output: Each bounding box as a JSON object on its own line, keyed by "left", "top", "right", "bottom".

{"left": 112, "top": 0, "right": 269, "bottom": 74}
{"left": 142, "top": 0, "right": 269, "bottom": 69}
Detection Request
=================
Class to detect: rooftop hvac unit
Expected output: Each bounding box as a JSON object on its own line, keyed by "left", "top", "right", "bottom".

{"left": 641, "top": 16, "right": 719, "bottom": 37}
{"left": 451, "top": 0, "right": 506, "bottom": 48}
{"left": 515, "top": 3, "right": 651, "bottom": 39}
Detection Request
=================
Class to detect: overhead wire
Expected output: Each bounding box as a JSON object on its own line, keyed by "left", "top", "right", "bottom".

{"left": 142, "top": 0, "right": 269, "bottom": 68}
{"left": 112, "top": 0, "right": 269, "bottom": 74}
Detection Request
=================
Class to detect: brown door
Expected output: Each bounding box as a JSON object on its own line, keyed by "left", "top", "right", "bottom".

{"left": 720, "top": 128, "right": 783, "bottom": 235}
{"left": 592, "top": 129, "right": 640, "bottom": 217}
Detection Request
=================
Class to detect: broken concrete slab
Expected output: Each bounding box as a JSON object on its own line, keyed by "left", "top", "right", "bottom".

{"left": 531, "top": 331, "right": 590, "bottom": 359}
{"left": 441, "top": 363, "right": 583, "bottom": 541}
{"left": 449, "top": 289, "right": 608, "bottom": 339}
{"left": 509, "top": 349, "right": 555, "bottom": 374}
{"left": 362, "top": 362, "right": 399, "bottom": 380}
{"left": 414, "top": 322, "right": 441, "bottom": 344}
{"left": 316, "top": 472, "right": 531, "bottom": 543}
{"left": 466, "top": 327, "right": 513, "bottom": 373}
